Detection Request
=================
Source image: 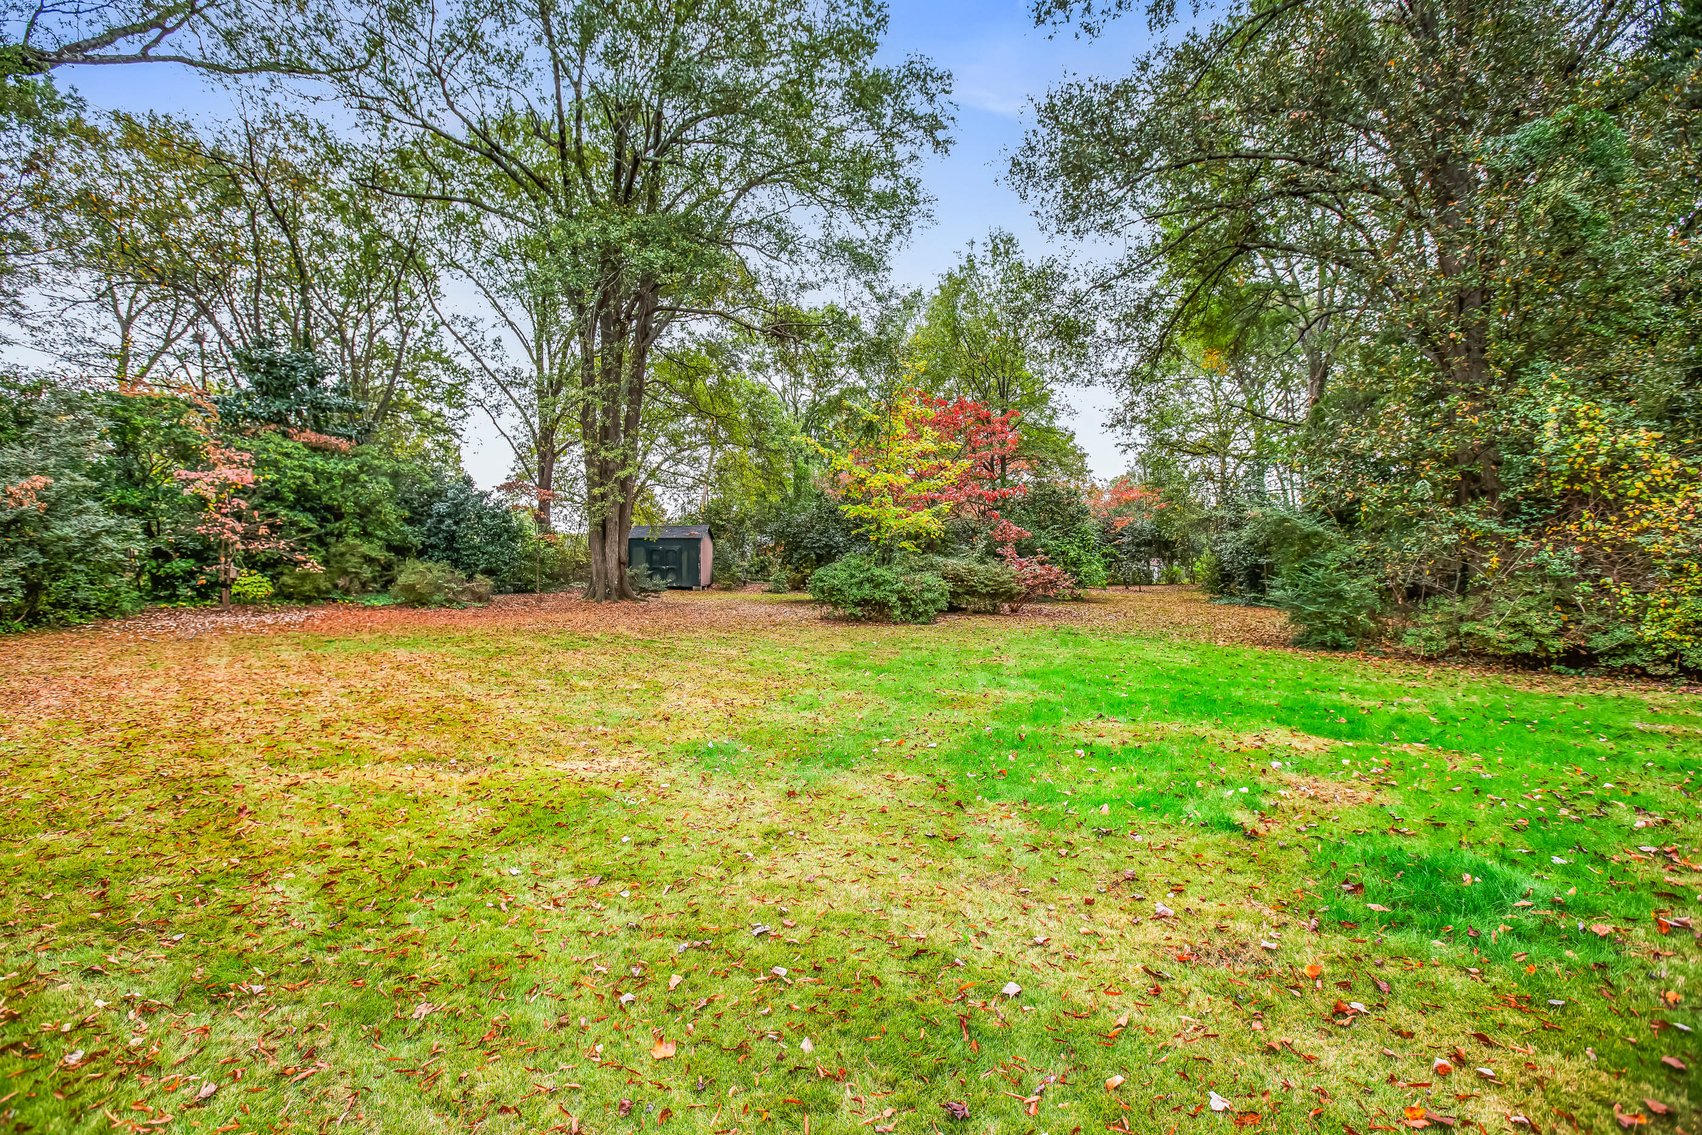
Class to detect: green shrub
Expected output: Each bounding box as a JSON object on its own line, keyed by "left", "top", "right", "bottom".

{"left": 503, "top": 532, "right": 589, "bottom": 593}
{"left": 932, "top": 557, "right": 1021, "bottom": 613}
{"left": 230, "top": 571, "right": 275, "bottom": 604}
{"left": 1036, "top": 522, "right": 1108, "bottom": 593}
{"left": 276, "top": 566, "right": 334, "bottom": 602}
{"left": 1460, "top": 579, "right": 1573, "bottom": 660}
{"left": 768, "top": 490, "right": 857, "bottom": 578}
{"left": 1402, "top": 575, "right": 1578, "bottom": 664}
{"left": 629, "top": 563, "right": 670, "bottom": 595}
{"left": 1191, "top": 549, "right": 1224, "bottom": 594}
{"left": 399, "top": 470, "right": 530, "bottom": 587}
{"left": 461, "top": 574, "right": 494, "bottom": 605}
{"left": 1202, "top": 499, "right": 1338, "bottom": 601}
{"left": 0, "top": 379, "right": 142, "bottom": 629}
{"left": 246, "top": 431, "right": 414, "bottom": 563}
{"left": 391, "top": 559, "right": 492, "bottom": 607}
{"left": 1268, "top": 552, "right": 1382, "bottom": 649}
{"left": 324, "top": 539, "right": 392, "bottom": 596}
{"left": 807, "top": 555, "right": 949, "bottom": 624}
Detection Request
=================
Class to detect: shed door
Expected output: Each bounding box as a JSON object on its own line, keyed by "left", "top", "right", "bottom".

{"left": 645, "top": 544, "right": 685, "bottom": 587}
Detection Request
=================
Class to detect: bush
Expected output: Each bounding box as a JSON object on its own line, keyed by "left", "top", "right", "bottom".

{"left": 1003, "top": 549, "right": 1072, "bottom": 611}
{"left": 500, "top": 532, "right": 590, "bottom": 593}
{"left": 1201, "top": 498, "right": 1338, "bottom": 601}
{"left": 246, "top": 431, "right": 414, "bottom": 562}
{"left": 931, "top": 558, "right": 1022, "bottom": 613}
{"left": 1035, "top": 522, "right": 1109, "bottom": 593}
{"left": 0, "top": 379, "right": 142, "bottom": 629}
{"left": 629, "top": 563, "right": 670, "bottom": 595}
{"left": 391, "top": 559, "right": 492, "bottom": 607}
{"left": 808, "top": 555, "right": 949, "bottom": 624}
{"left": 230, "top": 571, "right": 275, "bottom": 604}
{"left": 768, "top": 490, "right": 857, "bottom": 578}
{"left": 323, "top": 538, "right": 392, "bottom": 596}
{"left": 1401, "top": 573, "right": 1578, "bottom": 664}
{"left": 275, "top": 566, "right": 334, "bottom": 603}
{"left": 1268, "top": 553, "right": 1382, "bottom": 649}
{"left": 399, "top": 470, "right": 530, "bottom": 587}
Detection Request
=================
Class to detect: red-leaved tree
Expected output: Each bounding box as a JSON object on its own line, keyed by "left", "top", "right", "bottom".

{"left": 822, "top": 390, "right": 1076, "bottom": 608}
{"left": 165, "top": 391, "right": 319, "bottom": 606}
{"left": 1087, "top": 476, "right": 1165, "bottom": 530}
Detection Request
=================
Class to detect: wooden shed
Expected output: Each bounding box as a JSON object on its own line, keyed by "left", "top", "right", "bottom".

{"left": 628, "top": 525, "right": 714, "bottom": 590}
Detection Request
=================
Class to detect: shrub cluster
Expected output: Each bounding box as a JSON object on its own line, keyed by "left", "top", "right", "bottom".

{"left": 807, "top": 555, "right": 950, "bottom": 624}
{"left": 0, "top": 364, "right": 557, "bottom": 630}
{"left": 392, "top": 560, "right": 495, "bottom": 607}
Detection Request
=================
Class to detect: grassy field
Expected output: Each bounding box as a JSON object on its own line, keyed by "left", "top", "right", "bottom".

{"left": 1, "top": 589, "right": 1697, "bottom": 1134}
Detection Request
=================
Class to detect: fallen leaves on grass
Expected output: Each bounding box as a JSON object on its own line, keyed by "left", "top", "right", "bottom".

{"left": 1614, "top": 1103, "right": 1648, "bottom": 1128}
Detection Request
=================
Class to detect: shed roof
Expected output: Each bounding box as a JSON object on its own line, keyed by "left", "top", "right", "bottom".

{"left": 629, "top": 524, "right": 712, "bottom": 540}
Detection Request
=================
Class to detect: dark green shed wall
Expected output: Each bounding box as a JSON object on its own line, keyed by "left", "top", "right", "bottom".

{"left": 628, "top": 537, "right": 701, "bottom": 589}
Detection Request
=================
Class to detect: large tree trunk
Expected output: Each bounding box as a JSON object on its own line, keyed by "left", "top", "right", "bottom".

{"left": 584, "top": 502, "right": 637, "bottom": 600}
{"left": 578, "top": 280, "right": 658, "bottom": 601}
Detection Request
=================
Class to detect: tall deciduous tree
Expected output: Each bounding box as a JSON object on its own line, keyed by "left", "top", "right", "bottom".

{"left": 39, "top": 110, "right": 457, "bottom": 452}
{"left": 316, "top": 0, "right": 951, "bottom": 598}
{"left": 906, "top": 231, "right": 1089, "bottom": 481}
{"left": 1017, "top": 0, "right": 1702, "bottom": 668}
{"left": 1013, "top": 0, "right": 1677, "bottom": 502}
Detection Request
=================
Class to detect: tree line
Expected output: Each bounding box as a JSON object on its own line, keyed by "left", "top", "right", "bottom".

{"left": 5, "top": 0, "right": 1700, "bottom": 673}
{"left": 2, "top": 0, "right": 1133, "bottom": 625}
{"left": 1013, "top": 0, "right": 1702, "bottom": 673}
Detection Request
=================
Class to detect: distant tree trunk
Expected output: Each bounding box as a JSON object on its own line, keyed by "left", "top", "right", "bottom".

{"left": 535, "top": 426, "right": 557, "bottom": 531}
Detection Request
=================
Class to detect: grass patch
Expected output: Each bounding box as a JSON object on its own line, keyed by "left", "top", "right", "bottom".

{"left": 0, "top": 591, "right": 1696, "bottom": 1133}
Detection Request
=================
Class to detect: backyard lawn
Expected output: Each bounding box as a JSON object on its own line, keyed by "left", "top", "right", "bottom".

{"left": 1, "top": 589, "right": 1696, "bottom": 1134}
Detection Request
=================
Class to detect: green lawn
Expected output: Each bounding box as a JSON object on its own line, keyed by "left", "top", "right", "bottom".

{"left": 1, "top": 590, "right": 1697, "bottom": 1133}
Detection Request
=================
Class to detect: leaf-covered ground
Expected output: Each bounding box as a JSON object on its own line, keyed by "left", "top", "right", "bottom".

{"left": 1, "top": 588, "right": 1696, "bottom": 1134}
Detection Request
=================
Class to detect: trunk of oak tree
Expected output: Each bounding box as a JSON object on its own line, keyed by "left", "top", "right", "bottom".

{"left": 579, "top": 275, "right": 660, "bottom": 601}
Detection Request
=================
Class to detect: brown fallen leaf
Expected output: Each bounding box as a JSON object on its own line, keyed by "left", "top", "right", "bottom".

{"left": 650, "top": 1035, "right": 676, "bottom": 1060}
{"left": 1642, "top": 1099, "right": 1670, "bottom": 1117}
{"left": 1659, "top": 1055, "right": 1685, "bottom": 1072}
{"left": 1105, "top": 1075, "right": 1125, "bottom": 1091}
{"left": 668, "top": 973, "right": 683, "bottom": 991}
{"left": 1304, "top": 963, "right": 1323, "bottom": 979}
{"left": 1614, "top": 1103, "right": 1647, "bottom": 1129}
{"left": 940, "top": 1101, "right": 969, "bottom": 1121}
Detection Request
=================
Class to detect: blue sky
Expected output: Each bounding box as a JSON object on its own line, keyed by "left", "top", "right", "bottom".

{"left": 49, "top": 0, "right": 1158, "bottom": 484}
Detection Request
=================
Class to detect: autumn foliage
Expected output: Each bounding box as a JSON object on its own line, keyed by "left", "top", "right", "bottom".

{"left": 818, "top": 390, "right": 1024, "bottom": 553}
{"left": 815, "top": 390, "right": 1075, "bottom": 608}
{"left": 1087, "top": 476, "right": 1164, "bottom": 531}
